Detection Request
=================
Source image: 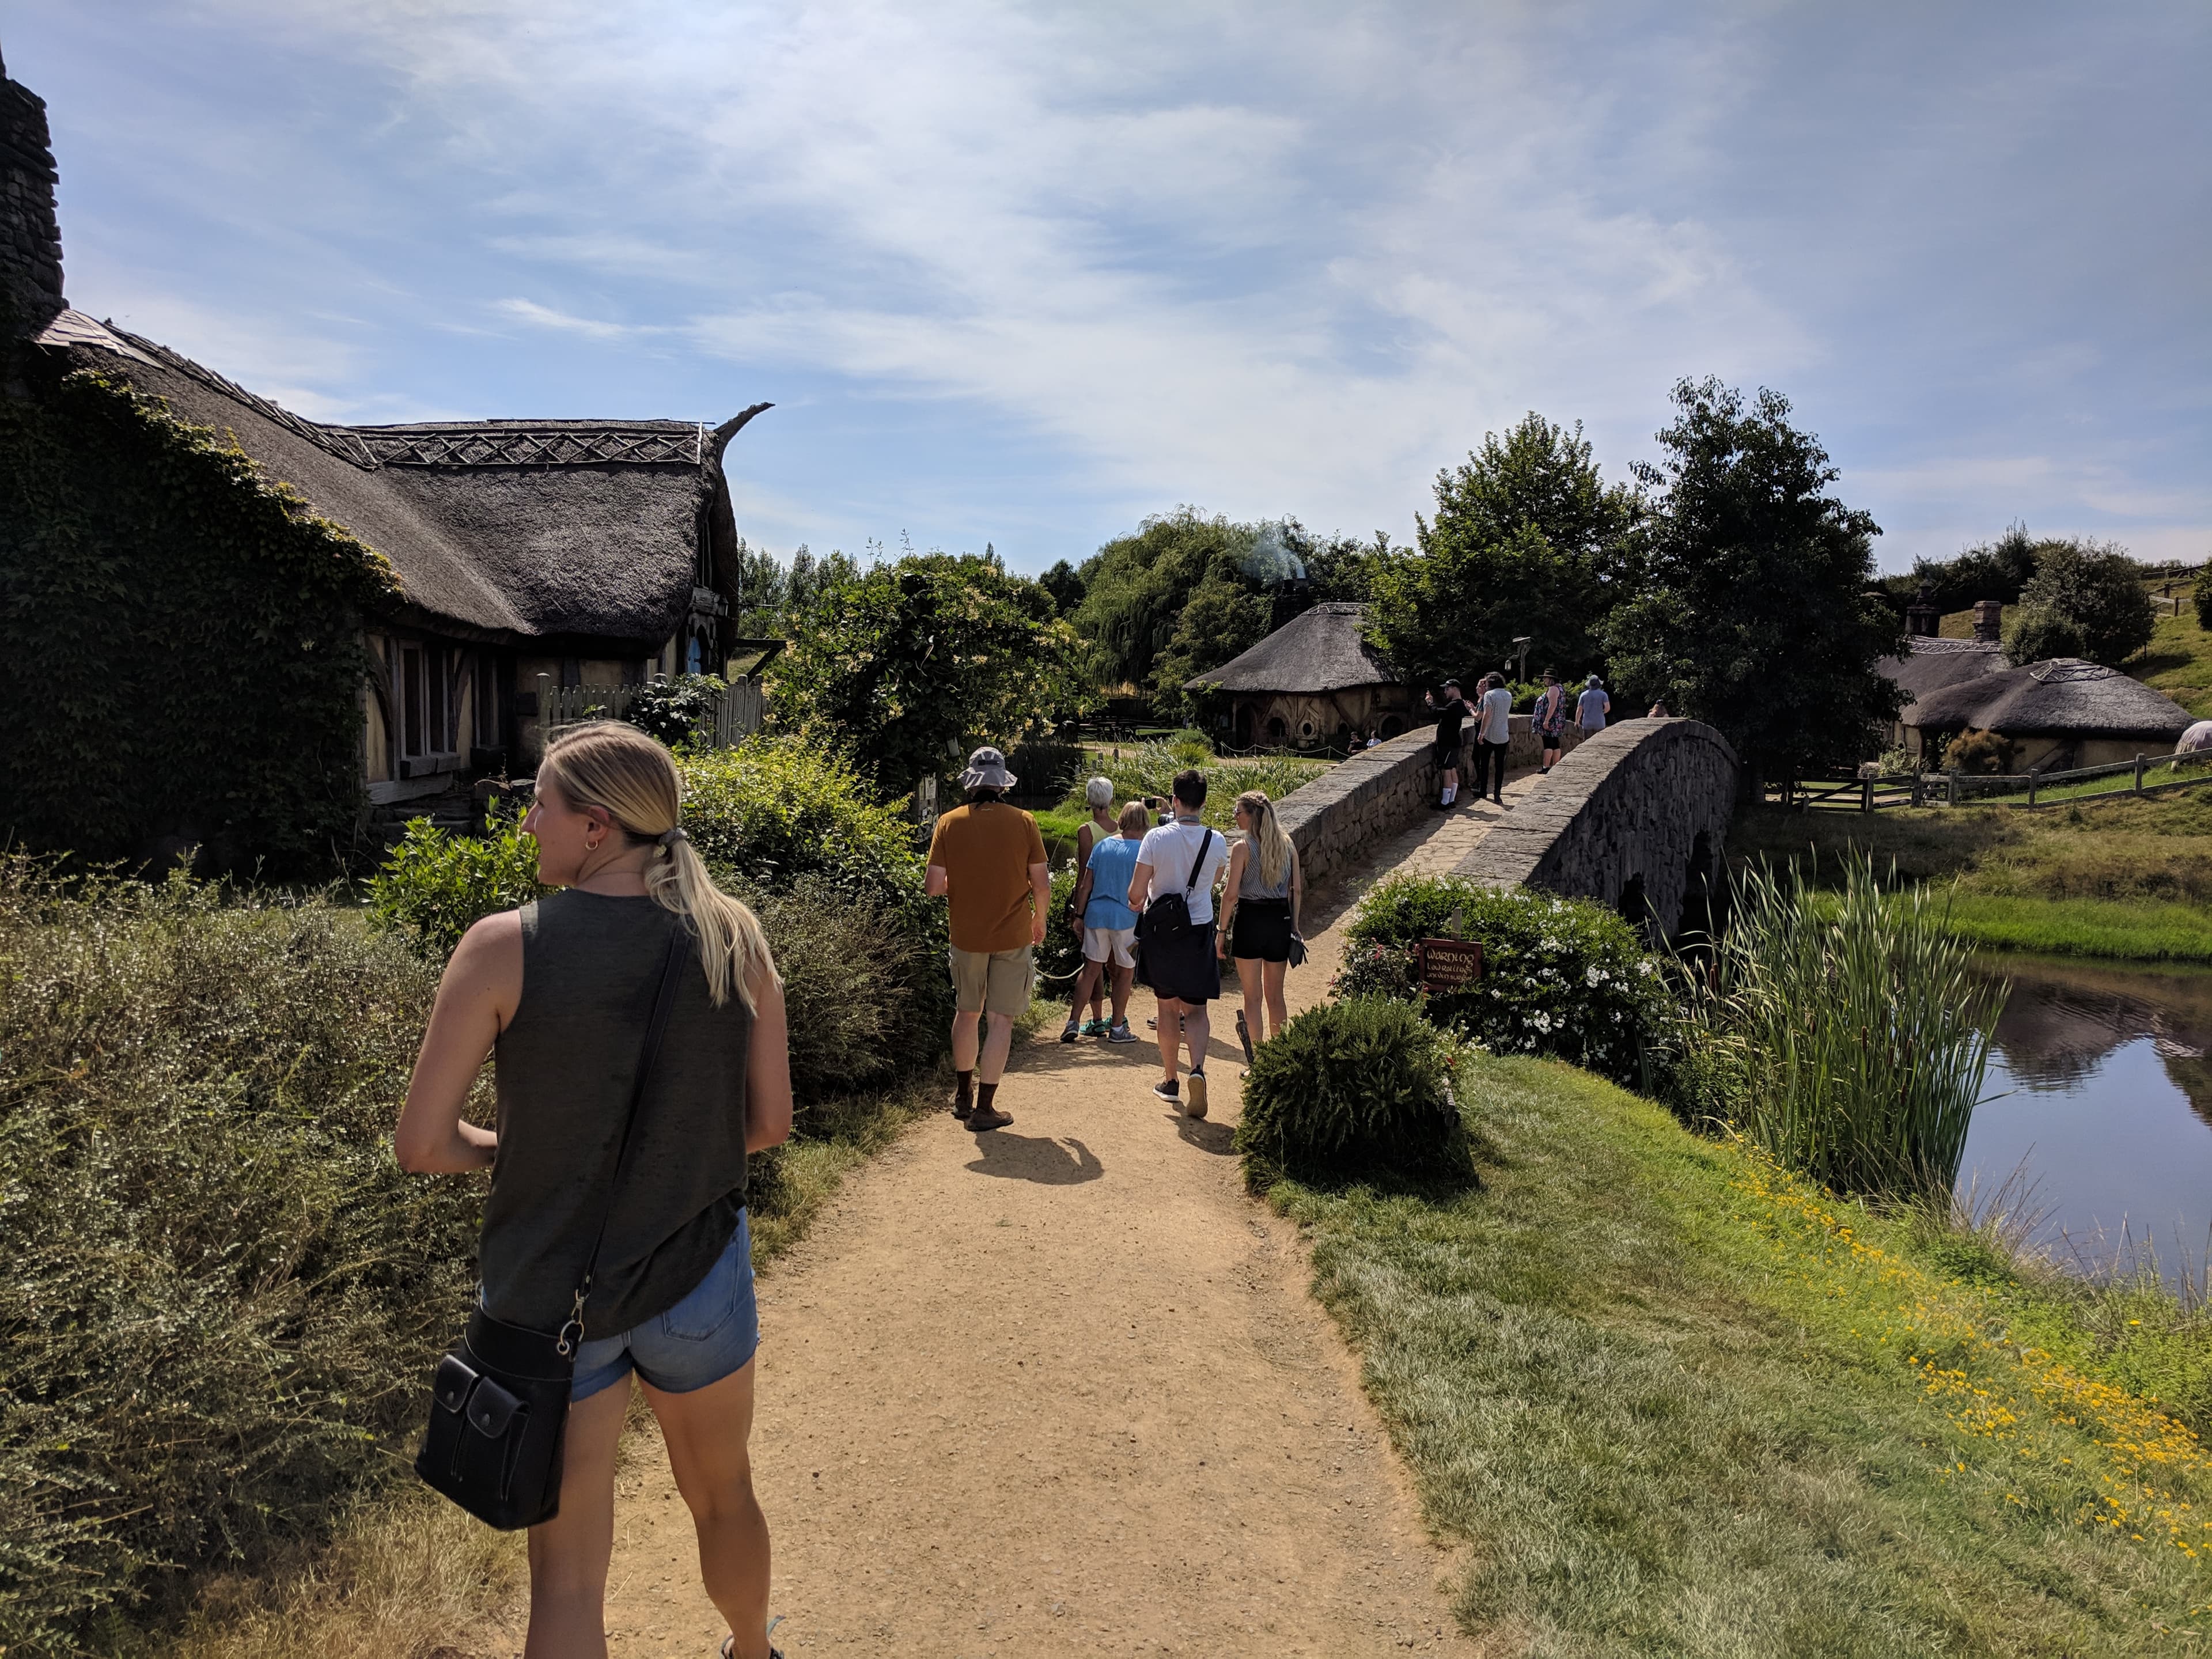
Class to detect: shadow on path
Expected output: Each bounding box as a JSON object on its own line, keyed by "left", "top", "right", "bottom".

{"left": 963, "top": 1131, "right": 1105, "bottom": 1184}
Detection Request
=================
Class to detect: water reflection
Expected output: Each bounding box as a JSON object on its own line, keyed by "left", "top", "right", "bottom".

{"left": 1957, "top": 956, "right": 2212, "bottom": 1284}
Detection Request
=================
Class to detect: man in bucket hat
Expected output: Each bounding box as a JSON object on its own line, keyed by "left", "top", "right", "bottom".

{"left": 925, "top": 746, "right": 1049, "bottom": 1131}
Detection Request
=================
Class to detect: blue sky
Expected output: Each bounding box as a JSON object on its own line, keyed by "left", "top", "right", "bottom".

{"left": 11, "top": 3, "right": 2208, "bottom": 575}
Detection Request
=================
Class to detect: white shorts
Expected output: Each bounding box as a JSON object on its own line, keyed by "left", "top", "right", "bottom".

{"left": 1084, "top": 926, "right": 1138, "bottom": 969}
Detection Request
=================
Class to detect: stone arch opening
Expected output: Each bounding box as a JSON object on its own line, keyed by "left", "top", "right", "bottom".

{"left": 1677, "top": 830, "right": 1716, "bottom": 945}
{"left": 1617, "top": 872, "right": 1653, "bottom": 940}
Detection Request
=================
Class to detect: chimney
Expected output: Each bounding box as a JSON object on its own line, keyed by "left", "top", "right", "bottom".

{"left": 0, "top": 45, "right": 66, "bottom": 332}
{"left": 1904, "top": 581, "right": 1940, "bottom": 639}
{"left": 1971, "top": 599, "right": 2003, "bottom": 644}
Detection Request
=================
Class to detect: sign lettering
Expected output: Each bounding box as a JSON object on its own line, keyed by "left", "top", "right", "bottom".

{"left": 1415, "top": 938, "right": 1484, "bottom": 991}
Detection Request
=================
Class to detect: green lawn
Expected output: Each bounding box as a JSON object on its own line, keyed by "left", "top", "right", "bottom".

{"left": 1266, "top": 1056, "right": 2212, "bottom": 1656}
{"left": 1733, "top": 798, "right": 2212, "bottom": 963}
{"left": 1939, "top": 892, "right": 2212, "bottom": 963}
{"left": 2130, "top": 609, "right": 2212, "bottom": 719}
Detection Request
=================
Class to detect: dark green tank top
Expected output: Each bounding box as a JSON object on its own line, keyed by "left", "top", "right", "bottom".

{"left": 480, "top": 889, "right": 751, "bottom": 1337}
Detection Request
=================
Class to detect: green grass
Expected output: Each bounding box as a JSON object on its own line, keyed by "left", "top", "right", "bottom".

{"left": 1266, "top": 1055, "right": 2212, "bottom": 1656}
{"left": 1732, "top": 798, "right": 2212, "bottom": 963}
{"left": 1061, "top": 741, "right": 1333, "bottom": 829}
{"left": 1939, "top": 892, "right": 2212, "bottom": 963}
{"left": 2130, "top": 609, "right": 2212, "bottom": 719}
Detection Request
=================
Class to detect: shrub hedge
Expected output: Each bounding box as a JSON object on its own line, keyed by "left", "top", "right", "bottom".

{"left": 0, "top": 858, "right": 476, "bottom": 1654}
{"left": 1235, "top": 996, "right": 1468, "bottom": 1185}
{"left": 1334, "top": 876, "right": 1665, "bottom": 1084}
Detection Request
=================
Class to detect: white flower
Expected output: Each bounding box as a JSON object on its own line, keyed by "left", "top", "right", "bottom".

{"left": 1585, "top": 966, "right": 1605, "bottom": 987}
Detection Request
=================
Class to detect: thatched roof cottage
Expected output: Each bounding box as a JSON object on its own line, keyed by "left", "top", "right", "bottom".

{"left": 0, "top": 51, "right": 770, "bottom": 867}
{"left": 1903, "top": 658, "right": 2195, "bottom": 771}
{"left": 1185, "top": 601, "right": 1411, "bottom": 749}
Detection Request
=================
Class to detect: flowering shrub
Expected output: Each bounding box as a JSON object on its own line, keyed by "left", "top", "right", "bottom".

{"left": 1335, "top": 876, "right": 1665, "bottom": 1084}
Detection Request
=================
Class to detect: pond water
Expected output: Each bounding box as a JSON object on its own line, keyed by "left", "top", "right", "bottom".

{"left": 1957, "top": 955, "right": 2212, "bottom": 1285}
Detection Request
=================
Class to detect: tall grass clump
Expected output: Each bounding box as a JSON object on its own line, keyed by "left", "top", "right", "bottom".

{"left": 1671, "top": 853, "right": 2000, "bottom": 1198}
{"left": 1071, "top": 742, "right": 1331, "bottom": 828}
{"left": 1236, "top": 997, "right": 1470, "bottom": 1187}
{"left": 0, "top": 855, "right": 479, "bottom": 1655}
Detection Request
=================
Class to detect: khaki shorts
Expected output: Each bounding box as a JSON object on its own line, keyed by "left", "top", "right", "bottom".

{"left": 949, "top": 944, "right": 1035, "bottom": 1018}
{"left": 1084, "top": 926, "right": 1138, "bottom": 969}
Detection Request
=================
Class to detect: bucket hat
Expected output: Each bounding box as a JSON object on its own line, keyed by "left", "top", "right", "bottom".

{"left": 962, "top": 745, "right": 1018, "bottom": 791}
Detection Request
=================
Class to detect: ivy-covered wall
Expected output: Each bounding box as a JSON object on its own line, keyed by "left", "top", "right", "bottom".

{"left": 0, "top": 370, "right": 398, "bottom": 873}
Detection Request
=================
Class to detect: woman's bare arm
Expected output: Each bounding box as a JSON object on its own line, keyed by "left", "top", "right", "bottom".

{"left": 395, "top": 911, "right": 522, "bottom": 1174}
{"left": 1217, "top": 841, "right": 1247, "bottom": 955}
{"left": 1290, "top": 843, "right": 1304, "bottom": 934}
{"left": 745, "top": 965, "right": 794, "bottom": 1154}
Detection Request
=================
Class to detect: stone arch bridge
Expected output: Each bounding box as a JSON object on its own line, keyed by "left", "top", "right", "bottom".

{"left": 1275, "top": 716, "right": 1740, "bottom": 935}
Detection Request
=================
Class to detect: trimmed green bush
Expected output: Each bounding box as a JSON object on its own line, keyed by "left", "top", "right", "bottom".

{"left": 681, "top": 736, "right": 924, "bottom": 908}
{"left": 0, "top": 857, "right": 476, "bottom": 1652}
{"left": 365, "top": 799, "right": 542, "bottom": 957}
{"left": 1334, "top": 876, "right": 1664, "bottom": 1084}
{"left": 1235, "top": 995, "right": 1468, "bottom": 1185}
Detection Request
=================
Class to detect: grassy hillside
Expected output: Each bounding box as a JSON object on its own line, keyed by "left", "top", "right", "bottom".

{"left": 1267, "top": 1055, "right": 2212, "bottom": 1656}
{"left": 2130, "top": 608, "right": 2212, "bottom": 719}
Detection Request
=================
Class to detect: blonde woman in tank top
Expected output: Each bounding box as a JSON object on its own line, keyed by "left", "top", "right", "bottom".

{"left": 396, "top": 722, "right": 794, "bottom": 1659}
{"left": 1215, "top": 789, "right": 1302, "bottom": 1064}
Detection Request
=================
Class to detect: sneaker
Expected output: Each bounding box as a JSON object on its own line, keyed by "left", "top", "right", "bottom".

{"left": 1081, "top": 1017, "right": 1110, "bottom": 1037}
{"left": 1059, "top": 1014, "right": 1081, "bottom": 1043}
{"left": 1185, "top": 1070, "right": 1209, "bottom": 1120}
{"left": 1152, "top": 1077, "right": 1180, "bottom": 1103}
{"left": 1107, "top": 1020, "right": 1138, "bottom": 1043}
{"left": 968, "top": 1104, "right": 1014, "bottom": 1131}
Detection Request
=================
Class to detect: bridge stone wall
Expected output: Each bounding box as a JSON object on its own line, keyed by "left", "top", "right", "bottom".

{"left": 1272, "top": 715, "right": 1589, "bottom": 893}
{"left": 1452, "top": 718, "right": 1738, "bottom": 934}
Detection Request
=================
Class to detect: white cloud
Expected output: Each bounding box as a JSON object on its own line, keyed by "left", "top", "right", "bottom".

{"left": 491, "top": 297, "right": 653, "bottom": 340}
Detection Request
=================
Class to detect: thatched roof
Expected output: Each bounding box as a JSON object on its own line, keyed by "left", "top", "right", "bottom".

{"left": 1883, "top": 635, "right": 2007, "bottom": 703}
{"left": 1906, "top": 658, "right": 2195, "bottom": 738}
{"left": 28, "top": 308, "right": 767, "bottom": 650}
{"left": 1187, "top": 602, "right": 1397, "bottom": 694}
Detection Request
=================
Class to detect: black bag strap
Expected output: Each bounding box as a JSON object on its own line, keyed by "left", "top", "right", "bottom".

{"left": 558, "top": 923, "right": 688, "bottom": 1355}
{"left": 1180, "top": 828, "right": 1213, "bottom": 900}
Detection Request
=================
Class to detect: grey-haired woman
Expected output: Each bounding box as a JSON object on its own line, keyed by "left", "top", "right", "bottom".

{"left": 1061, "top": 775, "right": 1119, "bottom": 1041}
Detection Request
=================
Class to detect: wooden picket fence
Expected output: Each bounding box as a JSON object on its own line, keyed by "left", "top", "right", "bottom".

{"left": 1767, "top": 751, "right": 2212, "bottom": 813}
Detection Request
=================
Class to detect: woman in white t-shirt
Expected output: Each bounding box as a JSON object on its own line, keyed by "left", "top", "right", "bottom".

{"left": 1128, "top": 768, "right": 1229, "bottom": 1121}
{"left": 1471, "top": 673, "right": 1513, "bottom": 805}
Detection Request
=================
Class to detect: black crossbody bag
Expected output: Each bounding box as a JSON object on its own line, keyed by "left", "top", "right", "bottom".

{"left": 414, "top": 927, "right": 686, "bottom": 1531}
{"left": 1136, "top": 827, "right": 1213, "bottom": 943}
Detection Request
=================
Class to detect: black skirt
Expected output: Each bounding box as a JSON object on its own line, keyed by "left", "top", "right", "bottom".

{"left": 1230, "top": 898, "right": 1294, "bottom": 963}
{"left": 1135, "top": 920, "right": 1221, "bottom": 1003}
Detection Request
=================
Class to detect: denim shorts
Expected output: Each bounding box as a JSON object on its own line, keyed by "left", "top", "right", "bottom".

{"left": 570, "top": 1211, "right": 759, "bottom": 1403}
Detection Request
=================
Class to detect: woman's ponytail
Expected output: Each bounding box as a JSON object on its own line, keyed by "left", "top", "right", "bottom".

{"left": 1236, "top": 789, "right": 1293, "bottom": 892}
{"left": 537, "top": 722, "right": 780, "bottom": 1010}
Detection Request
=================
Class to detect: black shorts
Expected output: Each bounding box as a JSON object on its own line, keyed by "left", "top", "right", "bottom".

{"left": 1433, "top": 738, "right": 1463, "bottom": 771}
{"left": 1230, "top": 899, "right": 1294, "bottom": 963}
{"left": 1134, "top": 921, "right": 1221, "bottom": 1003}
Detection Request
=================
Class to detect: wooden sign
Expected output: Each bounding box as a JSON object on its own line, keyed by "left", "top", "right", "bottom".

{"left": 1415, "top": 938, "right": 1483, "bottom": 991}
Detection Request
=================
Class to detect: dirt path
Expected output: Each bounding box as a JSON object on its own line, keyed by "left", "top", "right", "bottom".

{"left": 587, "top": 781, "right": 1539, "bottom": 1657}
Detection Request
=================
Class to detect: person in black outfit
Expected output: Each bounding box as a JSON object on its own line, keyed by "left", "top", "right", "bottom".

{"left": 1426, "top": 680, "right": 1470, "bottom": 809}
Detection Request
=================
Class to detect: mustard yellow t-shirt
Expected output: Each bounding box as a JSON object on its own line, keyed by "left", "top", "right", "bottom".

{"left": 927, "top": 800, "right": 1047, "bottom": 952}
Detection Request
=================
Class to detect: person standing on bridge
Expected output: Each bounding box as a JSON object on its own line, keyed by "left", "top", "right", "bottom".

{"left": 1577, "top": 673, "right": 1611, "bottom": 735}
{"left": 1532, "top": 671, "right": 1569, "bottom": 774}
{"left": 395, "top": 720, "right": 794, "bottom": 1659}
{"left": 1131, "top": 768, "right": 1229, "bottom": 1120}
{"left": 1471, "top": 672, "right": 1513, "bottom": 805}
{"left": 927, "top": 746, "right": 1049, "bottom": 1133}
{"left": 1426, "top": 679, "right": 1470, "bottom": 809}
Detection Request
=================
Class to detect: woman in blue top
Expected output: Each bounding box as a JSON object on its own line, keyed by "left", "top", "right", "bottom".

{"left": 1065, "top": 800, "right": 1149, "bottom": 1043}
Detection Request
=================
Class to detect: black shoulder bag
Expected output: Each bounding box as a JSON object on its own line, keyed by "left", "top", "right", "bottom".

{"left": 1136, "top": 827, "right": 1213, "bottom": 943}
{"left": 414, "top": 926, "right": 687, "bottom": 1531}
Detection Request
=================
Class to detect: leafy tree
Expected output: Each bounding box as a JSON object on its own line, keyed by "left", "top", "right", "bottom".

{"left": 1071, "top": 508, "right": 1255, "bottom": 691}
{"left": 1365, "top": 412, "right": 1637, "bottom": 687}
{"left": 1039, "top": 558, "right": 1086, "bottom": 615}
{"left": 2002, "top": 537, "right": 2154, "bottom": 666}
{"left": 1891, "top": 522, "right": 2039, "bottom": 616}
{"left": 768, "top": 551, "right": 1090, "bottom": 795}
{"left": 1600, "top": 378, "right": 1903, "bottom": 790}
{"left": 1152, "top": 571, "right": 1273, "bottom": 724}
{"left": 2194, "top": 562, "right": 2212, "bottom": 632}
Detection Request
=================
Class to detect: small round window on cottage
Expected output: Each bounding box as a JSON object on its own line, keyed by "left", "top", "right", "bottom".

{"left": 1299, "top": 720, "right": 1315, "bottom": 738}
